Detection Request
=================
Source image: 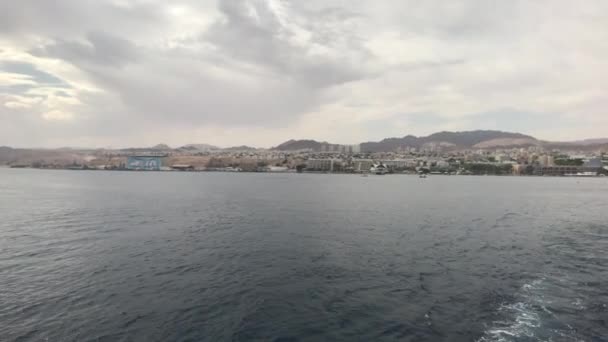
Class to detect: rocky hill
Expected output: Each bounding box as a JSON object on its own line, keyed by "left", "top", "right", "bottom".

{"left": 0, "top": 146, "right": 87, "bottom": 165}
{"left": 271, "top": 130, "right": 608, "bottom": 153}
{"left": 176, "top": 144, "right": 220, "bottom": 152}
{"left": 223, "top": 145, "right": 259, "bottom": 151}
{"left": 271, "top": 130, "right": 606, "bottom": 152}
{"left": 472, "top": 137, "right": 538, "bottom": 149}
{"left": 361, "top": 130, "right": 537, "bottom": 152}
{"left": 273, "top": 139, "right": 326, "bottom": 151}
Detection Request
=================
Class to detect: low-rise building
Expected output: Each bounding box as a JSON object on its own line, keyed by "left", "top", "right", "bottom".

{"left": 381, "top": 159, "right": 416, "bottom": 169}
{"left": 352, "top": 159, "right": 374, "bottom": 173}
{"left": 536, "top": 165, "right": 604, "bottom": 176}
{"left": 306, "top": 159, "right": 339, "bottom": 172}
{"left": 266, "top": 166, "right": 289, "bottom": 172}
{"left": 126, "top": 155, "right": 165, "bottom": 171}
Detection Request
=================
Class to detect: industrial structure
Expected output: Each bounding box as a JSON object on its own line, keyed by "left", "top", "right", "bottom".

{"left": 126, "top": 155, "right": 165, "bottom": 171}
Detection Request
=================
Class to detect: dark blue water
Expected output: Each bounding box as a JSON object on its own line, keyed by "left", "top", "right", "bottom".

{"left": 1, "top": 168, "right": 607, "bottom": 341}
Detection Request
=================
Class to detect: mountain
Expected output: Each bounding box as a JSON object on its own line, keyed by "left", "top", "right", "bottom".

{"left": 543, "top": 140, "right": 608, "bottom": 151}
{"left": 272, "top": 131, "right": 539, "bottom": 152}
{"left": 426, "top": 130, "right": 534, "bottom": 147}
{"left": 273, "top": 139, "right": 326, "bottom": 151}
{"left": 223, "top": 145, "right": 259, "bottom": 151}
{"left": 582, "top": 138, "right": 608, "bottom": 145}
{"left": 473, "top": 137, "right": 538, "bottom": 149}
{"left": 177, "top": 144, "right": 219, "bottom": 152}
{"left": 0, "top": 146, "right": 87, "bottom": 165}
{"left": 554, "top": 138, "right": 608, "bottom": 146}
{"left": 0, "top": 146, "right": 14, "bottom": 164}
{"left": 151, "top": 143, "right": 172, "bottom": 150}
{"left": 358, "top": 135, "right": 421, "bottom": 153}
{"left": 361, "top": 130, "right": 538, "bottom": 152}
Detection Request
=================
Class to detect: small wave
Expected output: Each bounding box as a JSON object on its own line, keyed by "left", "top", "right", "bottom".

{"left": 478, "top": 302, "right": 542, "bottom": 341}
{"left": 477, "top": 278, "right": 584, "bottom": 342}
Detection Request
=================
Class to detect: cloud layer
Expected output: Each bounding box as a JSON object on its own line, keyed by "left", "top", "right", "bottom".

{"left": 1, "top": 0, "right": 607, "bottom": 147}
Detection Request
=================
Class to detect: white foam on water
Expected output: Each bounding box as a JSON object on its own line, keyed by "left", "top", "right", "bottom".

{"left": 478, "top": 302, "right": 541, "bottom": 341}
{"left": 476, "top": 278, "right": 585, "bottom": 342}
{"left": 571, "top": 298, "right": 586, "bottom": 310}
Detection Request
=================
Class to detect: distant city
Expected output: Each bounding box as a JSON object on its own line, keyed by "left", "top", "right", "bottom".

{"left": 2, "top": 130, "right": 608, "bottom": 177}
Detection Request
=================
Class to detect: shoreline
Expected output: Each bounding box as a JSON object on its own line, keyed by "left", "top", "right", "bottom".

{"left": 3, "top": 166, "right": 606, "bottom": 178}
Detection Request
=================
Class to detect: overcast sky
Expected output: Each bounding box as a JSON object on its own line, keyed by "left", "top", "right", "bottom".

{"left": 1, "top": 0, "right": 607, "bottom": 148}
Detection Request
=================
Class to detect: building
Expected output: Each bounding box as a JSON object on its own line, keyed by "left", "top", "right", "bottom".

{"left": 306, "top": 159, "right": 338, "bottom": 172}
{"left": 435, "top": 160, "right": 451, "bottom": 169}
{"left": 348, "top": 144, "right": 361, "bottom": 153}
{"left": 266, "top": 166, "right": 289, "bottom": 172}
{"left": 320, "top": 143, "right": 361, "bottom": 154}
{"left": 538, "top": 155, "right": 555, "bottom": 167}
{"left": 352, "top": 159, "right": 374, "bottom": 173}
{"left": 370, "top": 163, "right": 388, "bottom": 175}
{"left": 126, "top": 156, "right": 164, "bottom": 171}
{"left": 381, "top": 159, "right": 416, "bottom": 170}
{"left": 584, "top": 158, "right": 602, "bottom": 168}
{"left": 512, "top": 164, "right": 526, "bottom": 175}
{"left": 536, "top": 165, "right": 604, "bottom": 176}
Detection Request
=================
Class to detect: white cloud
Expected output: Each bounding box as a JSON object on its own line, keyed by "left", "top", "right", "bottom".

{"left": 0, "top": 72, "right": 36, "bottom": 86}
{"left": 41, "top": 109, "right": 73, "bottom": 121}
{"left": 4, "top": 101, "right": 32, "bottom": 109}
{"left": 2, "top": 94, "right": 43, "bottom": 109}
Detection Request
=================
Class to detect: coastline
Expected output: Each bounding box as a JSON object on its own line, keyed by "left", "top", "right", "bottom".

{"left": 3, "top": 166, "right": 606, "bottom": 178}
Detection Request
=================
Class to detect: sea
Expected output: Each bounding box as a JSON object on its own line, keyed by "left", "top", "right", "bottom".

{"left": 1, "top": 168, "right": 606, "bottom": 342}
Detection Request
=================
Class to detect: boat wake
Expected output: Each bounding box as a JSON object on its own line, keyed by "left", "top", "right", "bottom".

{"left": 477, "top": 278, "right": 584, "bottom": 342}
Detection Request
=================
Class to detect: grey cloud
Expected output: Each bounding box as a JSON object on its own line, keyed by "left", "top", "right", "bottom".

{"left": 54, "top": 90, "right": 71, "bottom": 98}
{"left": 365, "top": 0, "right": 525, "bottom": 40}
{"left": 0, "top": 84, "right": 34, "bottom": 95}
{"left": 7, "top": 0, "right": 374, "bottom": 130}
{"left": 82, "top": 58, "right": 321, "bottom": 126}
{"left": 305, "top": 6, "right": 363, "bottom": 21}
{"left": 0, "top": 0, "right": 168, "bottom": 39}
{"left": 395, "top": 59, "right": 467, "bottom": 73}
{"left": 33, "top": 0, "right": 376, "bottom": 128}
{"left": 32, "top": 31, "right": 140, "bottom": 68}
{"left": 204, "top": 0, "right": 371, "bottom": 88}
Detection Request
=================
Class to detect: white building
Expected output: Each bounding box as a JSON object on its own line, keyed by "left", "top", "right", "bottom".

{"left": 381, "top": 159, "right": 416, "bottom": 169}
{"left": 267, "top": 166, "right": 289, "bottom": 172}
{"left": 320, "top": 144, "right": 361, "bottom": 154}
{"left": 539, "top": 155, "right": 555, "bottom": 166}
{"left": 352, "top": 159, "right": 374, "bottom": 172}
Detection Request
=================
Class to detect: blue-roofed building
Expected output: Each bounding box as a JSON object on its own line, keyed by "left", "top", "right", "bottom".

{"left": 126, "top": 156, "right": 163, "bottom": 171}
